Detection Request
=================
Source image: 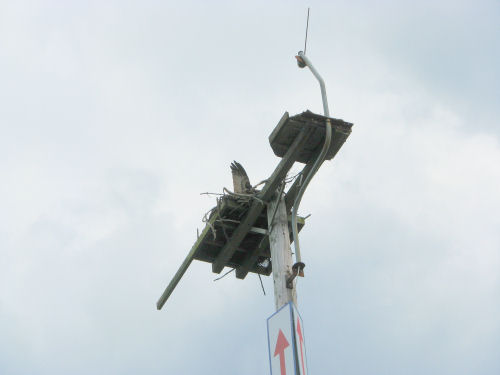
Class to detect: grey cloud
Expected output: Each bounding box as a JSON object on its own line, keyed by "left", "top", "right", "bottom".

{"left": 0, "top": 1, "right": 499, "bottom": 374}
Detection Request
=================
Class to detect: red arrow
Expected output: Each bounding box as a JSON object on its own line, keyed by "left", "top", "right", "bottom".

{"left": 296, "top": 318, "right": 306, "bottom": 375}
{"left": 274, "top": 329, "right": 290, "bottom": 375}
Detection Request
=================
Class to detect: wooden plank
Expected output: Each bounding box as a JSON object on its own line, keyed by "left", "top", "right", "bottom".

{"left": 214, "top": 222, "right": 268, "bottom": 236}
{"left": 212, "top": 201, "right": 265, "bottom": 273}
{"left": 235, "top": 215, "right": 305, "bottom": 280}
{"left": 259, "top": 127, "right": 311, "bottom": 202}
{"left": 267, "top": 112, "right": 290, "bottom": 149}
{"left": 202, "top": 239, "right": 256, "bottom": 254}
{"left": 156, "top": 210, "right": 219, "bottom": 310}
{"left": 269, "top": 111, "right": 353, "bottom": 163}
{"left": 235, "top": 236, "right": 270, "bottom": 279}
{"left": 194, "top": 249, "right": 271, "bottom": 276}
{"left": 212, "top": 128, "right": 311, "bottom": 274}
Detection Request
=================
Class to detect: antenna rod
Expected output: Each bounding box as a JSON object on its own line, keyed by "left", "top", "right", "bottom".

{"left": 304, "top": 8, "right": 310, "bottom": 55}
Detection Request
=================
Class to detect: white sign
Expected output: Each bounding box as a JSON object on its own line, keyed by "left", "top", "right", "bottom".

{"left": 267, "top": 302, "right": 308, "bottom": 375}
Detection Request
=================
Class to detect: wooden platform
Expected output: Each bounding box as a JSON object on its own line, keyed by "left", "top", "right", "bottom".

{"left": 269, "top": 110, "right": 353, "bottom": 164}
{"left": 192, "top": 196, "right": 305, "bottom": 278}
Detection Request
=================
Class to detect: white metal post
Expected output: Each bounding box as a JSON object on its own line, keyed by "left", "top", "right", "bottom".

{"left": 268, "top": 192, "right": 297, "bottom": 311}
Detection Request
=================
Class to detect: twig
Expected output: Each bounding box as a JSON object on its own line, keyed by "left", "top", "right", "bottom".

{"left": 223, "top": 187, "right": 255, "bottom": 199}
{"left": 202, "top": 207, "right": 217, "bottom": 239}
{"left": 285, "top": 171, "right": 302, "bottom": 184}
{"left": 253, "top": 179, "right": 268, "bottom": 188}
{"left": 213, "top": 268, "right": 234, "bottom": 281}
{"left": 215, "top": 218, "right": 241, "bottom": 224}
{"left": 216, "top": 198, "right": 230, "bottom": 243}
{"left": 258, "top": 274, "right": 266, "bottom": 296}
{"left": 200, "top": 192, "right": 224, "bottom": 196}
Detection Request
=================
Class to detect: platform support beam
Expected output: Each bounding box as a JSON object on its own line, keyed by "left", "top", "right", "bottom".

{"left": 156, "top": 211, "right": 219, "bottom": 310}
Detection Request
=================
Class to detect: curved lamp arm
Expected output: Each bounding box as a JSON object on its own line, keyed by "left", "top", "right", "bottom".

{"left": 291, "top": 51, "right": 332, "bottom": 269}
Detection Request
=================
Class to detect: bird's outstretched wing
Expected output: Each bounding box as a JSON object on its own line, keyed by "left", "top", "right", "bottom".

{"left": 230, "top": 161, "right": 252, "bottom": 194}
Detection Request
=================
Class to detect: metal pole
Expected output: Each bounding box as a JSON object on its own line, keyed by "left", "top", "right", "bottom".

{"left": 297, "top": 51, "right": 330, "bottom": 117}
{"left": 268, "top": 191, "right": 297, "bottom": 310}
{"left": 292, "top": 51, "right": 333, "bottom": 266}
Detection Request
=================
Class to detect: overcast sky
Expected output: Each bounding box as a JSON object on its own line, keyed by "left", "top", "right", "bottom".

{"left": 1, "top": 1, "right": 499, "bottom": 374}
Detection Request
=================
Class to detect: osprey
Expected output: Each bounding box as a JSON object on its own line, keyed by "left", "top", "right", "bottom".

{"left": 230, "top": 161, "right": 253, "bottom": 194}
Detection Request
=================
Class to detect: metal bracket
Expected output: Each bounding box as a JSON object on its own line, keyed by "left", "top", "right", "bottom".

{"left": 286, "top": 262, "right": 305, "bottom": 289}
{"left": 295, "top": 54, "right": 306, "bottom": 68}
